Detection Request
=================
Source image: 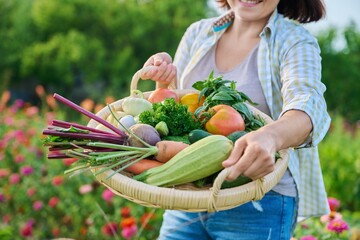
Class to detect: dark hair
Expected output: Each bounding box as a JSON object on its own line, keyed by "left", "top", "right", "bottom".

{"left": 216, "top": 0, "right": 326, "bottom": 23}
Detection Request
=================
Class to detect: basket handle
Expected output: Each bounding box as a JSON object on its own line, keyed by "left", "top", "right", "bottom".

{"left": 208, "top": 167, "right": 265, "bottom": 212}
{"left": 130, "top": 66, "right": 159, "bottom": 97}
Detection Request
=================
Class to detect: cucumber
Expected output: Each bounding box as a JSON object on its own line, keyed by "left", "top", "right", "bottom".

{"left": 188, "top": 129, "right": 212, "bottom": 144}
{"left": 221, "top": 175, "right": 252, "bottom": 189}
{"left": 226, "top": 131, "right": 247, "bottom": 143}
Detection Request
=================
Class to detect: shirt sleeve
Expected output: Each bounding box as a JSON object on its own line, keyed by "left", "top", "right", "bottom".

{"left": 279, "top": 37, "right": 331, "bottom": 147}
{"left": 172, "top": 21, "right": 204, "bottom": 89}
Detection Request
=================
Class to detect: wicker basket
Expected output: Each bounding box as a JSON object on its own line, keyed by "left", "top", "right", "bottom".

{"left": 87, "top": 68, "right": 289, "bottom": 212}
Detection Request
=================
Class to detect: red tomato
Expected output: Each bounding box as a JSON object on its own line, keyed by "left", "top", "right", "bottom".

{"left": 148, "top": 88, "right": 179, "bottom": 103}
{"left": 205, "top": 104, "right": 245, "bottom": 136}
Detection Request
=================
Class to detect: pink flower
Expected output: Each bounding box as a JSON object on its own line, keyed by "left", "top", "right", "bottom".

{"left": 326, "top": 219, "right": 349, "bottom": 234}
{"left": 4, "top": 116, "right": 14, "bottom": 126}
{"left": 9, "top": 173, "right": 21, "bottom": 184}
{"left": 48, "top": 197, "right": 60, "bottom": 208}
{"left": 33, "top": 200, "right": 43, "bottom": 211}
{"left": 122, "top": 225, "right": 137, "bottom": 240}
{"left": 328, "top": 197, "right": 341, "bottom": 211}
{"left": 15, "top": 154, "right": 25, "bottom": 163}
{"left": 2, "top": 214, "right": 11, "bottom": 224}
{"left": 102, "top": 188, "right": 114, "bottom": 202}
{"left": 320, "top": 211, "right": 342, "bottom": 223}
{"left": 27, "top": 188, "right": 36, "bottom": 197}
{"left": 101, "top": 222, "right": 118, "bottom": 236}
{"left": 79, "top": 184, "right": 93, "bottom": 194}
{"left": 300, "top": 236, "right": 317, "bottom": 240}
{"left": 20, "top": 224, "right": 33, "bottom": 237}
{"left": 0, "top": 193, "right": 5, "bottom": 202}
{"left": 20, "top": 166, "right": 34, "bottom": 176}
{"left": 0, "top": 168, "right": 10, "bottom": 178}
{"left": 25, "top": 106, "right": 39, "bottom": 117}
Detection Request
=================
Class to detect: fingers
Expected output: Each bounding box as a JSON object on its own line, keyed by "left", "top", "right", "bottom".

{"left": 141, "top": 52, "right": 176, "bottom": 86}
{"left": 144, "top": 52, "right": 172, "bottom": 67}
{"left": 223, "top": 139, "right": 275, "bottom": 181}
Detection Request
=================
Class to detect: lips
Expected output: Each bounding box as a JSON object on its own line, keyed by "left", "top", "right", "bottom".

{"left": 240, "top": 0, "right": 263, "bottom": 3}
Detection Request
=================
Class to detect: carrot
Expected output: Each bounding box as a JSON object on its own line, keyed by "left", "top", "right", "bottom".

{"left": 124, "top": 159, "right": 164, "bottom": 175}
{"left": 154, "top": 140, "right": 189, "bottom": 163}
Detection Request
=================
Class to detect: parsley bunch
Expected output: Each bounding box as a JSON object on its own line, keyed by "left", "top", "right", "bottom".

{"left": 139, "top": 98, "right": 201, "bottom": 136}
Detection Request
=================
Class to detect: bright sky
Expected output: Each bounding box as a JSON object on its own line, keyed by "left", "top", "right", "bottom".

{"left": 305, "top": 0, "right": 360, "bottom": 33}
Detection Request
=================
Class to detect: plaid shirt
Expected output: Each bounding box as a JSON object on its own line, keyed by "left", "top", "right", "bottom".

{"left": 173, "top": 9, "right": 331, "bottom": 218}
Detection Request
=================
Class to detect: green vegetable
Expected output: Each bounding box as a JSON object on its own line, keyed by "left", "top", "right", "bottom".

{"left": 155, "top": 121, "right": 169, "bottom": 137}
{"left": 139, "top": 98, "right": 201, "bottom": 136}
{"left": 188, "top": 129, "right": 212, "bottom": 144}
{"left": 226, "top": 131, "right": 247, "bottom": 143}
{"left": 192, "top": 71, "right": 266, "bottom": 131}
{"left": 133, "top": 135, "right": 233, "bottom": 187}
{"left": 161, "top": 135, "right": 190, "bottom": 144}
{"left": 122, "top": 90, "right": 152, "bottom": 116}
{"left": 221, "top": 175, "right": 252, "bottom": 189}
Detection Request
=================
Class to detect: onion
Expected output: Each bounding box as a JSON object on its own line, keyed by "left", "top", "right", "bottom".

{"left": 127, "top": 124, "right": 161, "bottom": 147}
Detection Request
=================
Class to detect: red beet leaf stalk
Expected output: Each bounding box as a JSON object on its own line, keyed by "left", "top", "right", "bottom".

{"left": 53, "top": 93, "right": 126, "bottom": 137}
{"left": 51, "top": 119, "right": 115, "bottom": 135}
{"left": 43, "top": 129, "right": 125, "bottom": 145}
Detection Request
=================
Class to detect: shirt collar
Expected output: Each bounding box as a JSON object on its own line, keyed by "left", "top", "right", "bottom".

{"left": 212, "top": 9, "right": 279, "bottom": 40}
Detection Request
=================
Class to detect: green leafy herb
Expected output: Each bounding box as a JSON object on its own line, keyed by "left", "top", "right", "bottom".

{"left": 193, "top": 71, "right": 266, "bottom": 131}
{"left": 139, "top": 98, "right": 201, "bottom": 136}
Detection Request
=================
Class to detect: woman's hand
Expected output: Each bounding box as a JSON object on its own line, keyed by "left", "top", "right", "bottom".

{"left": 222, "top": 129, "right": 277, "bottom": 181}
{"left": 222, "top": 109, "right": 313, "bottom": 181}
{"left": 140, "top": 52, "right": 177, "bottom": 88}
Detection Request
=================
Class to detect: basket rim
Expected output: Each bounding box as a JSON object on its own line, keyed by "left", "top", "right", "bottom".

{"left": 87, "top": 69, "right": 289, "bottom": 212}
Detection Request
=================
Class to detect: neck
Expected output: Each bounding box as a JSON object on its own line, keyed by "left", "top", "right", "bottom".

{"left": 227, "top": 15, "right": 270, "bottom": 40}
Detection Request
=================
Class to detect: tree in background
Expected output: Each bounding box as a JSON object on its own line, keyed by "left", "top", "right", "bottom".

{"left": 318, "top": 23, "right": 360, "bottom": 123}
{"left": 1, "top": 0, "right": 359, "bottom": 123}
{"left": 0, "top": 0, "right": 212, "bottom": 102}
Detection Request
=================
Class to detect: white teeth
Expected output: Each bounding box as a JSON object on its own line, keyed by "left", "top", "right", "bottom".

{"left": 241, "top": 0, "right": 261, "bottom": 3}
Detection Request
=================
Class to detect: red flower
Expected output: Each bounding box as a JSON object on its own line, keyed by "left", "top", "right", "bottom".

{"left": 2, "top": 214, "right": 11, "bottom": 224}
{"left": 52, "top": 227, "right": 60, "bottom": 237}
{"left": 121, "top": 207, "right": 131, "bottom": 218}
{"left": 140, "top": 212, "right": 156, "bottom": 229}
{"left": 326, "top": 219, "right": 349, "bottom": 234}
{"left": 120, "top": 217, "right": 136, "bottom": 229}
{"left": 63, "top": 158, "right": 77, "bottom": 166}
{"left": 0, "top": 168, "right": 10, "bottom": 178}
{"left": 52, "top": 175, "right": 64, "bottom": 186}
{"left": 27, "top": 188, "right": 36, "bottom": 197}
{"left": 48, "top": 197, "right": 60, "bottom": 208}
{"left": 20, "top": 224, "right": 33, "bottom": 237}
{"left": 101, "top": 222, "right": 118, "bottom": 236}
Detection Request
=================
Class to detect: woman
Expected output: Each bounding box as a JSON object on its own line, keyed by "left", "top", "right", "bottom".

{"left": 140, "top": 0, "right": 330, "bottom": 239}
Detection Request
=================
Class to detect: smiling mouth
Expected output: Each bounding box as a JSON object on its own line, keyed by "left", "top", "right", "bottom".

{"left": 240, "top": 0, "right": 263, "bottom": 4}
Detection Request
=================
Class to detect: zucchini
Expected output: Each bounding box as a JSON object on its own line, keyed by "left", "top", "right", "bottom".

{"left": 188, "top": 129, "right": 212, "bottom": 144}
{"left": 134, "top": 135, "right": 233, "bottom": 187}
{"left": 226, "top": 131, "right": 247, "bottom": 143}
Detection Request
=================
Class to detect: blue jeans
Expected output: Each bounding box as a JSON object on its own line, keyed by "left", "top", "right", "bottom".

{"left": 158, "top": 191, "right": 297, "bottom": 240}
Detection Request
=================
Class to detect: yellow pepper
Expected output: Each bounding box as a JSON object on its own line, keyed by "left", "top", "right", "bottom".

{"left": 180, "top": 93, "right": 205, "bottom": 113}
